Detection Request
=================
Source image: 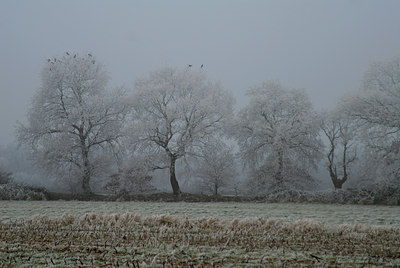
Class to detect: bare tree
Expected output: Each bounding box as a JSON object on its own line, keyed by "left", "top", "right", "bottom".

{"left": 321, "top": 112, "right": 357, "bottom": 189}
{"left": 234, "top": 80, "right": 322, "bottom": 192}
{"left": 17, "top": 53, "right": 130, "bottom": 194}
{"left": 195, "top": 139, "right": 237, "bottom": 196}
{"left": 128, "top": 66, "right": 234, "bottom": 195}
{"left": 344, "top": 56, "right": 400, "bottom": 180}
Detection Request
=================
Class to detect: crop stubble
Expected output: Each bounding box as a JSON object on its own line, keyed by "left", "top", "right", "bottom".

{"left": 1, "top": 212, "right": 400, "bottom": 267}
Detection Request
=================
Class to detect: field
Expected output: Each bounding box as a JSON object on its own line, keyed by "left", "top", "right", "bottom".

{"left": 1, "top": 201, "right": 400, "bottom": 267}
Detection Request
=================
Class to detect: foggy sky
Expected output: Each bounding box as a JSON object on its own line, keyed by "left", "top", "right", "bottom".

{"left": 1, "top": 0, "right": 400, "bottom": 145}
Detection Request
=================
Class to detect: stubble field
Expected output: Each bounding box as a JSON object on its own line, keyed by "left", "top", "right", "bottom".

{"left": 1, "top": 201, "right": 399, "bottom": 267}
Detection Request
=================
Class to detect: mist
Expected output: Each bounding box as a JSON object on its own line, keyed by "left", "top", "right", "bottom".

{"left": 2, "top": 1, "right": 400, "bottom": 145}
{"left": 1, "top": 1, "right": 400, "bottom": 201}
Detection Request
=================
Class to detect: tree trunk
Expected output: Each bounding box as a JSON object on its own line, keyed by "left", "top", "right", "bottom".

{"left": 328, "top": 147, "right": 348, "bottom": 190}
{"left": 275, "top": 150, "right": 284, "bottom": 190}
{"left": 81, "top": 139, "right": 92, "bottom": 195}
{"left": 329, "top": 165, "right": 347, "bottom": 190}
{"left": 214, "top": 183, "right": 218, "bottom": 196}
{"left": 169, "top": 156, "right": 181, "bottom": 195}
{"left": 332, "top": 177, "right": 346, "bottom": 190}
{"left": 82, "top": 168, "right": 92, "bottom": 195}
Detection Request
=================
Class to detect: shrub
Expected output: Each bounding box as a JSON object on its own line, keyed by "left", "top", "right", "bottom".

{"left": 0, "top": 169, "right": 13, "bottom": 184}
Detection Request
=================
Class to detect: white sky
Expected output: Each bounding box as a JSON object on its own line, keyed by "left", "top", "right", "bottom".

{"left": 1, "top": 0, "right": 400, "bottom": 145}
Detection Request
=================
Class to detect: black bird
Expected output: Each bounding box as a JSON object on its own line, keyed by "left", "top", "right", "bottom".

{"left": 47, "top": 59, "right": 51, "bottom": 62}
{"left": 73, "top": 54, "right": 76, "bottom": 58}
{"left": 92, "top": 60, "right": 95, "bottom": 64}
{"left": 88, "top": 53, "right": 92, "bottom": 57}
{"left": 66, "top": 52, "right": 70, "bottom": 55}
{"left": 188, "top": 64, "right": 192, "bottom": 67}
{"left": 201, "top": 64, "right": 203, "bottom": 68}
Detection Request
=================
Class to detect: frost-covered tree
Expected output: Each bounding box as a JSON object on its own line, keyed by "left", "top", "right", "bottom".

{"left": 234, "top": 80, "right": 322, "bottom": 192}
{"left": 344, "top": 56, "right": 400, "bottom": 183}
{"left": 129, "top": 66, "right": 234, "bottom": 195}
{"left": 104, "top": 156, "right": 157, "bottom": 195}
{"left": 17, "top": 53, "right": 130, "bottom": 194}
{"left": 321, "top": 111, "right": 357, "bottom": 189}
{"left": 195, "top": 139, "right": 237, "bottom": 196}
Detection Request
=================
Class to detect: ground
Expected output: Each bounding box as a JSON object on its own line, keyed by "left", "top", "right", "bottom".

{"left": 1, "top": 201, "right": 399, "bottom": 267}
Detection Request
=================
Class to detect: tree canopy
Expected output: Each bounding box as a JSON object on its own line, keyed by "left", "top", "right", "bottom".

{"left": 235, "top": 80, "right": 322, "bottom": 192}
{"left": 17, "top": 53, "right": 129, "bottom": 194}
{"left": 128, "top": 66, "right": 234, "bottom": 195}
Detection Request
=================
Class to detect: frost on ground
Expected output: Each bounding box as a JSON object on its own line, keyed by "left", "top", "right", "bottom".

{"left": 1, "top": 213, "right": 399, "bottom": 267}
{"left": 2, "top": 200, "right": 399, "bottom": 225}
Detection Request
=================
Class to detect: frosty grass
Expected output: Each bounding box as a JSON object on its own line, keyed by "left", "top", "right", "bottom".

{"left": 1, "top": 201, "right": 399, "bottom": 266}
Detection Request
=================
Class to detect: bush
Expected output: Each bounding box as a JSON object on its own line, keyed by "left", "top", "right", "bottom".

{"left": 0, "top": 183, "right": 47, "bottom": 200}
{"left": 372, "top": 184, "right": 400, "bottom": 205}
{"left": 0, "top": 169, "right": 13, "bottom": 184}
{"left": 264, "top": 186, "right": 399, "bottom": 205}
{"left": 104, "top": 170, "right": 157, "bottom": 196}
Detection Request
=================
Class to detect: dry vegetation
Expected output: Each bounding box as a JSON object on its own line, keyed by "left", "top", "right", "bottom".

{"left": 1, "top": 213, "right": 399, "bottom": 267}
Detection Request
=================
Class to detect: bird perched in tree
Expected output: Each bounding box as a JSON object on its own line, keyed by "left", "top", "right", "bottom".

{"left": 66, "top": 52, "right": 70, "bottom": 55}
{"left": 201, "top": 64, "right": 203, "bottom": 68}
{"left": 73, "top": 54, "right": 76, "bottom": 58}
{"left": 47, "top": 59, "right": 51, "bottom": 62}
{"left": 92, "top": 60, "right": 95, "bottom": 64}
{"left": 188, "top": 64, "right": 192, "bottom": 67}
{"left": 88, "top": 53, "right": 92, "bottom": 57}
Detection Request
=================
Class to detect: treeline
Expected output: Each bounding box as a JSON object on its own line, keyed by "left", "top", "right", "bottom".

{"left": 9, "top": 52, "right": 400, "bottom": 203}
